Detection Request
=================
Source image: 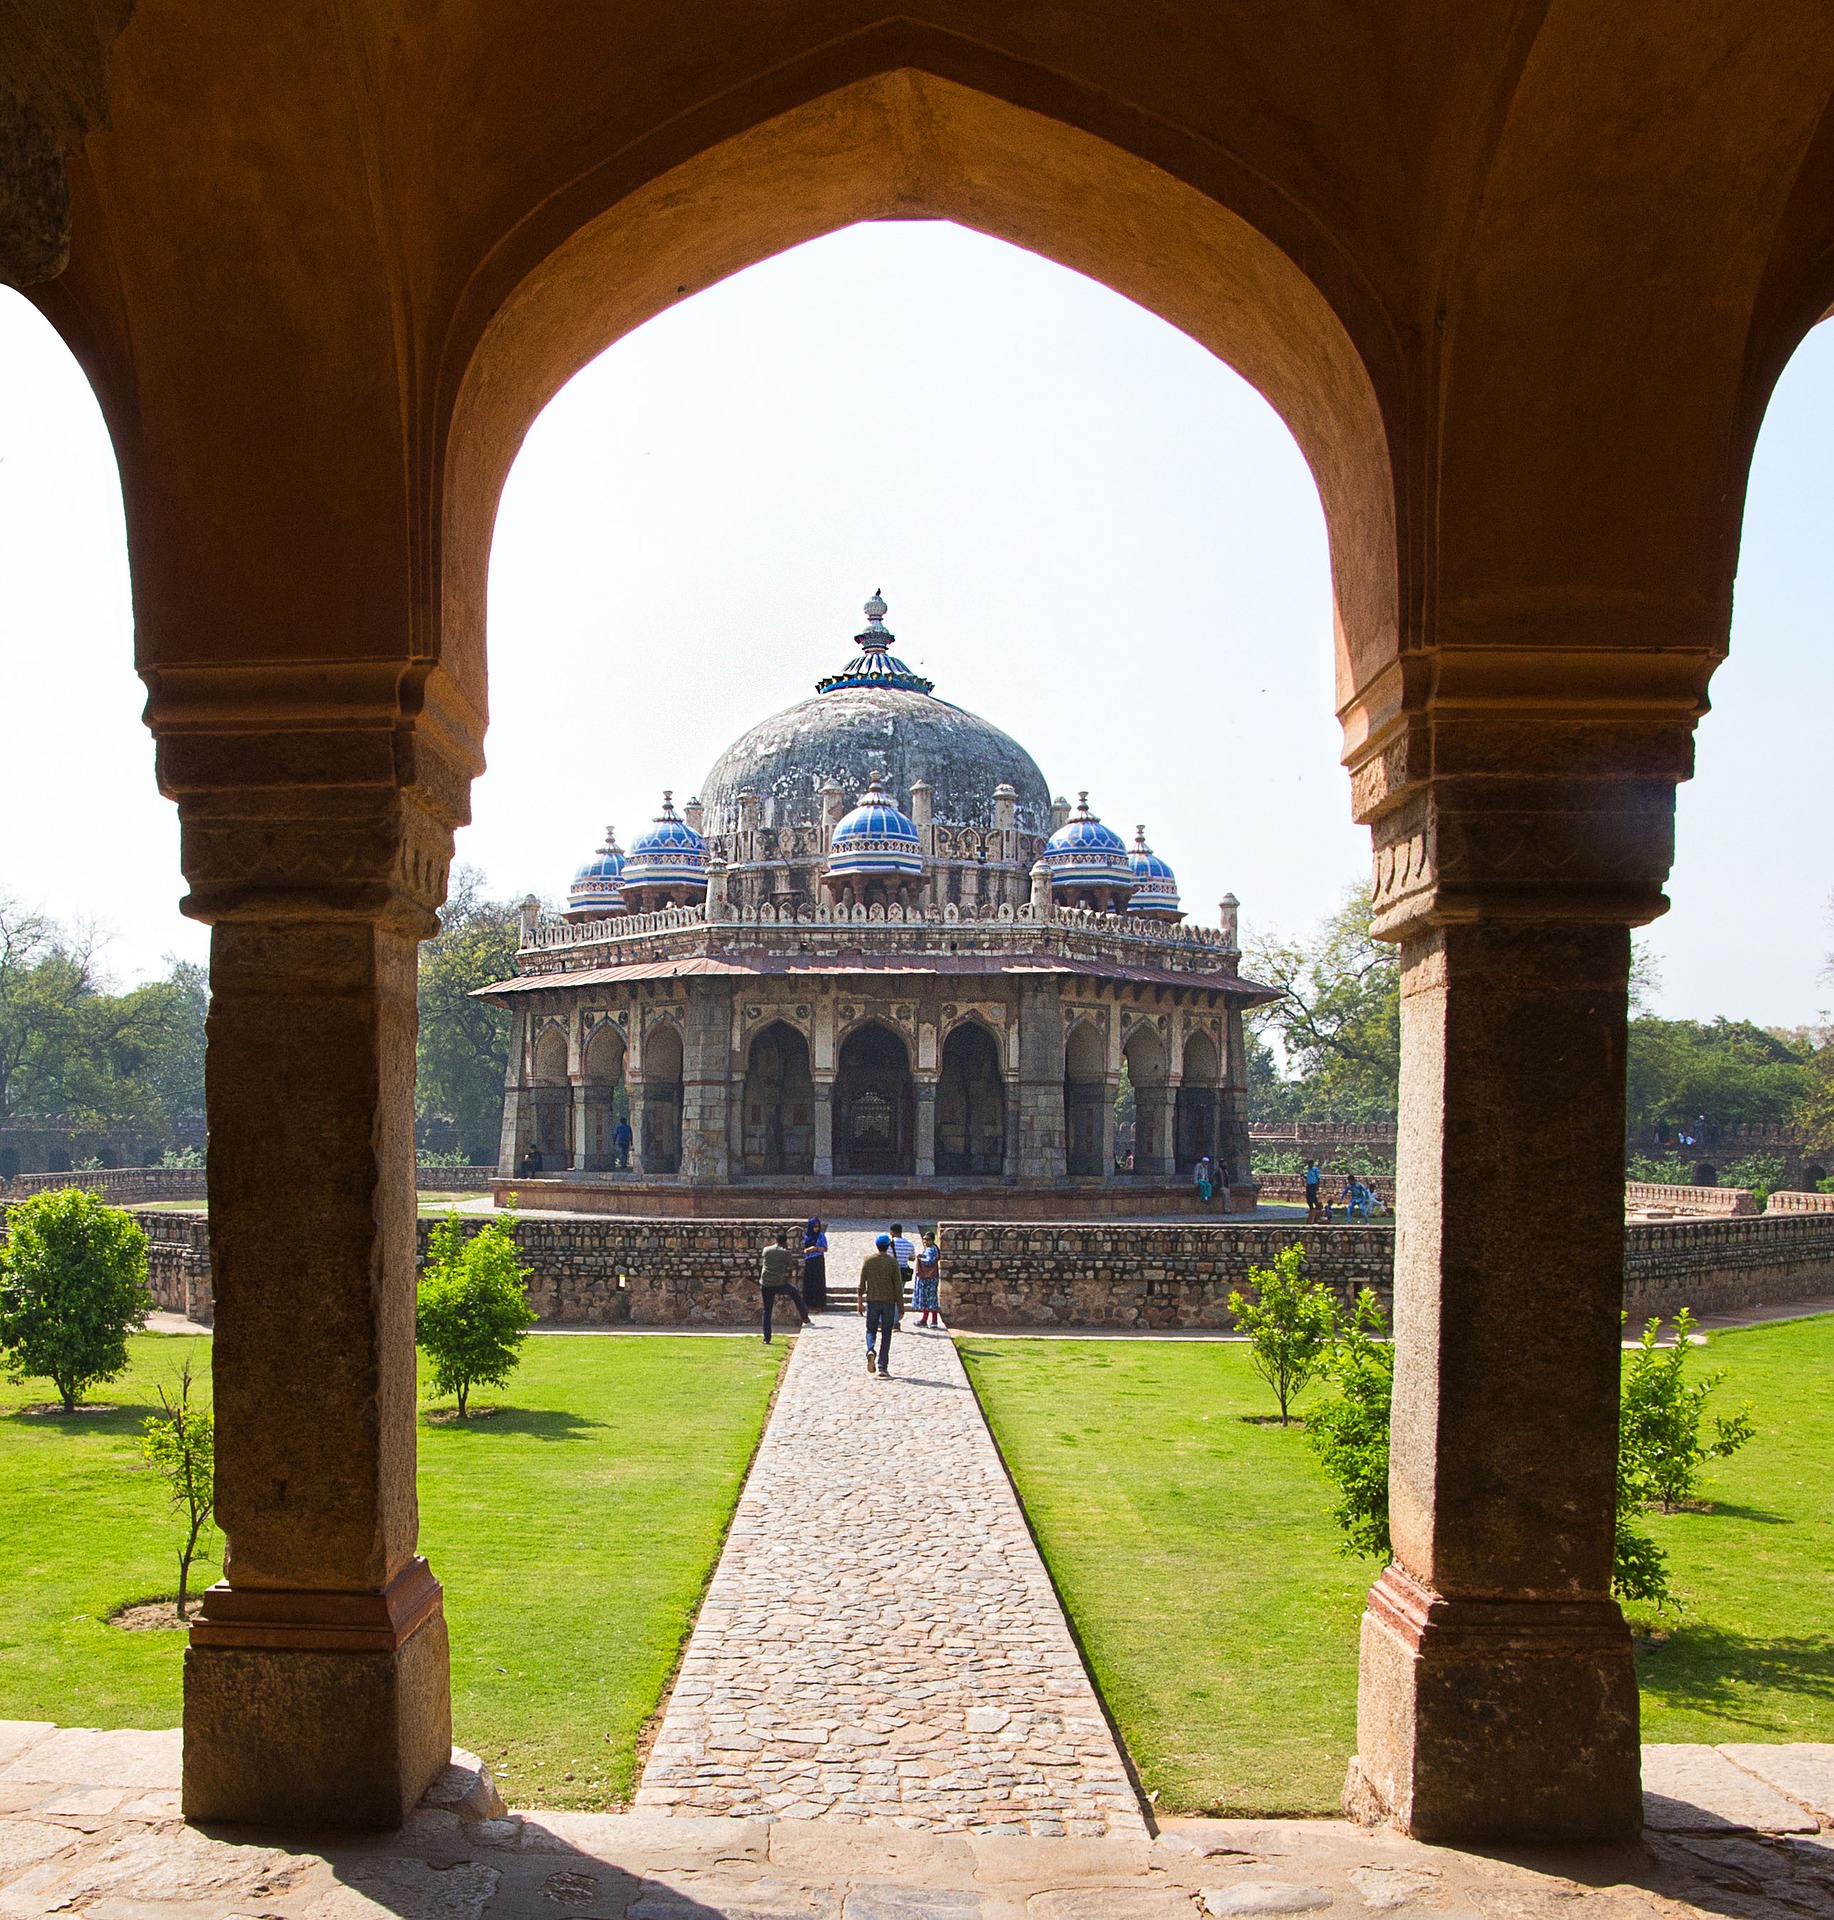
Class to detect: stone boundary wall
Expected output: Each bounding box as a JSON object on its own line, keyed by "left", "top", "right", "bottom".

{"left": 1625, "top": 1180, "right": 1754, "bottom": 1217}
{"left": 3, "top": 1163, "right": 492, "bottom": 1203}
{"left": 415, "top": 1214, "right": 804, "bottom": 1326}
{"left": 132, "top": 1209, "right": 215, "bottom": 1324}
{"left": 1764, "top": 1190, "right": 1834, "bottom": 1215}
{"left": 938, "top": 1223, "right": 1394, "bottom": 1329}
{"left": 52, "top": 1208, "right": 1830, "bottom": 1337}
{"left": 1622, "top": 1214, "right": 1834, "bottom": 1320}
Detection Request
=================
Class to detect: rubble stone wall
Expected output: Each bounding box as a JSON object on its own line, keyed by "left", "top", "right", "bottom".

{"left": 1621, "top": 1215, "right": 1834, "bottom": 1320}
{"left": 132, "top": 1209, "right": 215, "bottom": 1325}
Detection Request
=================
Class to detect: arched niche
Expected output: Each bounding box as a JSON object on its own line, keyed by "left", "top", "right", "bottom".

{"left": 937, "top": 1021, "right": 1006, "bottom": 1177}
{"left": 1175, "top": 1028, "right": 1221, "bottom": 1175}
{"left": 1123, "top": 1021, "right": 1173, "bottom": 1178}
{"left": 1063, "top": 1019, "right": 1108, "bottom": 1177}
{"left": 640, "top": 1022, "right": 684, "bottom": 1174}
{"left": 835, "top": 1022, "right": 914, "bottom": 1177}
{"left": 581, "top": 1022, "right": 628, "bottom": 1171}
{"left": 743, "top": 1021, "right": 815, "bottom": 1176}
{"left": 530, "top": 1022, "right": 571, "bottom": 1169}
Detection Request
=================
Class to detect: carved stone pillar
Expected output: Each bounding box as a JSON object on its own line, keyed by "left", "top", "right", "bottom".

{"left": 626, "top": 1072, "right": 650, "bottom": 1175}
{"left": 1099, "top": 1074, "right": 1120, "bottom": 1178}
{"left": 150, "top": 666, "right": 479, "bottom": 1830}
{"left": 1343, "top": 712, "right": 1687, "bottom": 1844}
{"left": 1135, "top": 1084, "right": 1174, "bottom": 1177}
{"left": 1013, "top": 978, "right": 1066, "bottom": 1181}
{"left": 812, "top": 1075, "right": 835, "bottom": 1180}
{"left": 679, "top": 983, "right": 731, "bottom": 1184}
{"left": 496, "top": 1006, "right": 529, "bottom": 1174}
{"left": 570, "top": 1078, "right": 589, "bottom": 1172}
{"left": 914, "top": 1074, "right": 937, "bottom": 1180}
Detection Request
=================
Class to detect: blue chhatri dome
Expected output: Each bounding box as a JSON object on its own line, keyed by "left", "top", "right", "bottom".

{"left": 623, "top": 792, "right": 709, "bottom": 891}
{"left": 1127, "top": 825, "right": 1182, "bottom": 918}
{"left": 1044, "top": 793, "right": 1136, "bottom": 891}
{"left": 567, "top": 825, "right": 625, "bottom": 914}
{"left": 813, "top": 591, "right": 936, "bottom": 695}
{"left": 828, "top": 776, "right": 924, "bottom": 878}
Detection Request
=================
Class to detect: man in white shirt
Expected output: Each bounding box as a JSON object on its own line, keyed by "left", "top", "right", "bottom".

{"left": 889, "top": 1221, "right": 916, "bottom": 1320}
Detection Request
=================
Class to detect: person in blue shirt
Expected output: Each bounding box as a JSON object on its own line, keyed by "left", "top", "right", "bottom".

{"left": 1303, "top": 1159, "right": 1322, "bottom": 1221}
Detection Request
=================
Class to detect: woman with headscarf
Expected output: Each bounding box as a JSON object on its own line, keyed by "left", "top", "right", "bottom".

{"left": 801, "top": 1216, "right": 828, "bottom": 1311}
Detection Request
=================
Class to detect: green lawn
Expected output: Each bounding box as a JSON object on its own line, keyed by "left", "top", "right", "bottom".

{"left": 959, "top": 1311, "right": 1834, "bottom": 1818}
{"left": 0, "top": 1330, "right": 781, "bottom": 1807}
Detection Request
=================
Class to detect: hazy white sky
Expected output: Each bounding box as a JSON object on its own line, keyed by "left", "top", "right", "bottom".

{"left": 2, "top": 219, "right": 1829, "bottom": 1023}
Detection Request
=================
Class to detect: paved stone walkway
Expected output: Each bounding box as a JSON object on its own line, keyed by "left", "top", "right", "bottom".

{"left": 633, "top": 1247, "right": 1145, "bottom": 1837}
{"left": 4, "top": 1727, "right": 1834, "bottom": 1920}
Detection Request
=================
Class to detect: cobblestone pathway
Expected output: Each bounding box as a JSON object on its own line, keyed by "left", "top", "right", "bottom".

{"left": 634, "top": 1239, "right": 1147, "bottom": 1837}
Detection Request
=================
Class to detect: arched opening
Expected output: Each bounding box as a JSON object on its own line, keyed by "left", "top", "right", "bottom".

{"left": 936, "top": 1021, "right": 1006, "bottom": 1177}
{"left": 639, "top": 1022, "right": 684, "bottom": 1174}
{"left": 530, "top": 1023, "right": 572, "bottom": 1169}
{"left": 1063, "top": 1020, "right": 1109, "bottom": 1177}
{"left": 834, "top": 1022, "right": 915, "bottom": 1176}
{"left": 1123, "top": 1022, "right": 1173, "bottom": 1179}
{"left": 742, "top": 1021, "right": 815, "bottom": 1176}
{"left": 1175, "top": 1029, "right": 1221, "bottom": 1175}
{"left": 581, "top": 1021, "right": 628, "bottom": 1171}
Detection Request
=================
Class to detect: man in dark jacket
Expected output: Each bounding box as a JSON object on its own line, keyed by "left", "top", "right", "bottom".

{"left": 759, "top": 1230, "right": 810, "bottom": 1344}
{"left": 858, "top": 1233, "right": 902, "bottom": 1377}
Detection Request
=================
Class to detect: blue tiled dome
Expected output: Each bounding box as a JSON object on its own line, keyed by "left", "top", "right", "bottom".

{"left": 1043, "top": 794, "right": 1136, "bottom": 892}
{"left": 828, "top": 778, "right": 924, "bottom": 878}
{"left": 623, "top": 792, "right": 709, "bottom": 891}
{"left": 567, "top": 826, "right": 625, "bottom": 915}
{"left": 1127, "top": 826, "right": 1182, "bottom": 918}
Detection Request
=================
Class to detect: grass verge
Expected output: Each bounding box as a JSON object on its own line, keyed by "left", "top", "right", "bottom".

{"left": 0, "top": 1329, "right": 782, "bottom": 1808}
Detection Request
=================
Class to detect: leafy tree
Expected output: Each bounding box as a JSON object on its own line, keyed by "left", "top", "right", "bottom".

{"left": 1227, "top": 1242, "right": 1336, "bottom": 1423}
{"left": 0, "top": 1188, "right": 150, "bottom": 1411}
{"left": 418, "top": 868, "right": 520, "bottom": 1162}
{"left": 1304, "top": 1287, "right": 1394, "bottom": 1558}
{"left": 415, "top": 1212, "right": 535, "bottom": 1417}
{"left": 1244, "top": 889, "right": 1399, "bottom": 1122}
{"left": 1625, "top": 1017, "right": 1810, "bottom": 1135}
{"left": 140, "top": 1354, "right": 216, "bottom": 1619}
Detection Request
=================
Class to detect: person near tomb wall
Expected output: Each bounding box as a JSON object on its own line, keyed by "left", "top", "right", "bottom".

{"left": 801, "top": 1217, "right": 829, "bottom": 1311}
{"left": 759, "top": 1230, "right": 811, "bottom": 1344}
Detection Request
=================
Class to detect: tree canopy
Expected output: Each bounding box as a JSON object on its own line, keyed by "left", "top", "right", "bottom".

{"left": 1624, "top": 1017, "right": 1812, "bottom": 1135}
{"left": 0, "top": 896, "right": 206, "bottom": 1142}
{"left": 417, "top": 867, "right": 520, "bottom": 1163}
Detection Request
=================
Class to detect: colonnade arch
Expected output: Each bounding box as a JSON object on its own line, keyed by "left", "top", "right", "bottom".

{"left": 1174, "top": 1029, "right": 1221, "bottom": 1175}
{"left": 833, "top": 1021, "right": 915, "bottom": 1177}
{"left": 580, "top": 1021, "right": 628, "bottom": 1171}
{"left": 529, "top": 1022, "right": 571, "bottom": 1167}
{"left": 1122, "top": 1022, "right": 1172, "bottom": 1179}
{"left": 24, "top": 0, "right": 1834, "bottom": 1844}
{"left": 1062, "top": 1019, "right": 1109, "bottom": 1177}
{"left": 637, "top": 1022, "right": 683, "bottom": 1175}
{"left": 742, "top": 1020, "right": 816, "bottom": 1176}
{"left": 936, "top": 1020, "right": 1007, "bottom": 1177}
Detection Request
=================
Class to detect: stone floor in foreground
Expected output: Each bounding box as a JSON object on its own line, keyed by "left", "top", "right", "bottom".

{"left": 3, "top": 1726, "right": 1834, "bottom": 1920}
{"left": 632, "top": 1267, "right": 1143, "bottom": 1837}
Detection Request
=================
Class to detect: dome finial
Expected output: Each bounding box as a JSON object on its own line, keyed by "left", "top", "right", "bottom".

{"left": 864, "top": 588, "right": 888, "bottom": 631}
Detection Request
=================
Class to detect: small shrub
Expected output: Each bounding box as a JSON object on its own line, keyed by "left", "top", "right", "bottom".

{"left": 1621, "top": 1308, "right": 1755, "bottom": 1513}
{"left": 1304, "top": 1287, "right": 1394, "bottom": 1558}
{"left": 140, "top": 1355, "right": 215, "bottom": 1619}
{"left": 1227, "top": 1242, "right": 1336, "bottom": 1424}
{"left": 416, "top": 1213, "right": 536, "bottom": 1417}
{"left": 0, "top": 1188, "right": 150, "bottom": 1411}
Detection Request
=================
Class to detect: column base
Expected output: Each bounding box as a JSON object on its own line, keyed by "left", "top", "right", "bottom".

{"left": 1348, "top": 1565, "right": 1641, "bottom": 1843}
{"left": 183, "top": 1556, "right": 452, "bottom": 1829}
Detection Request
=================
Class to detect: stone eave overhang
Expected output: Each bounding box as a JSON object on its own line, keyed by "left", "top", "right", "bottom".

{"left": 472, "top": 950, "right": 1279, "bottom": 1006}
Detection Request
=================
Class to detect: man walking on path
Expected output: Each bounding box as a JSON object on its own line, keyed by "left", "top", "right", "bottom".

{"left": 759, "top": 1229, "right": 810, "bottom": 1344}
{"left": 859, "top": 1233, "right": 902, "bottom": 1376}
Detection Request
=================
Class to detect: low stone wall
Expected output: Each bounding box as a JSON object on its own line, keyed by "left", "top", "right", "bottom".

{"left": 939, "top": 1223, "right": 1395, "bottom": 1330}
{"left": 1622, "top": 1214, "right": 1834, "bottom": 1320}
{"left": 1625, "top": 1180, "right": 1755, "bottom": 1217}
{"left": 499, "top": 1176, "right": 1260, "bottom": 1220}
{"left": 131, "top": 1209, "right": 215, "bottom": 1325}
{"left": 7, "top": 1166, "right": 208, "bottom": 1204}
{"left": 413, "top": 1164, "right": 497, "bottom": 1191}
{"left": 415, "top": 1214, "right": 803, "bottom": 1326}
{"left": 1764, "top": 1189, "right": 1834, "bottom": 1215}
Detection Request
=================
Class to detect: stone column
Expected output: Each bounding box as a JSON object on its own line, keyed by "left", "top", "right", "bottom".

{"left": 1343, "top": 732, "right": 1682, "bottom": 1843}
{"left": 914, "top": 1074, "right": 937, "bottom": 1180}
{"left": 626, "top": 1071, "right": 650, "bottom": 1175}
{"left": 496, "top": 1006, "right": 529, "bottom": 1174}
{"left": 679, "top": 982, "right": 731, "bottom": 1184}
{"left": 812, "top": 1075, "right": 835, "bottom": 1179}
{"left": 570, "top": 1078, "right": 589, "bottom": 1171}
{"left": 151, "top": 671, "right": 476, "bottom": 1830}
{"left": 1099, "top": 1073, "right": 1120, "bottom": 1178}
{"left": 1013, "top": 977, "right": 1066, "bottom": 1181}
{"left": 1136, "top": 1084, "right": 1174, "bottom": 1177}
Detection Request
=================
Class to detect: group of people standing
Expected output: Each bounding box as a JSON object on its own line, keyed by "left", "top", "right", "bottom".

{"left": 756, "top": 1217, "right": 943, "bottom": 1378}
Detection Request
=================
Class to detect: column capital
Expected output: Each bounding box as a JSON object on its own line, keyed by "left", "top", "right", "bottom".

{"left": 144, "top": 659, "right": 485, "bottom": 930}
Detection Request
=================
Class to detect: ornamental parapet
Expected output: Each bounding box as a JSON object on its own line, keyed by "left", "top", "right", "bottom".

{"left": 513, "top": 897, "right": 1249, "bottom": 983}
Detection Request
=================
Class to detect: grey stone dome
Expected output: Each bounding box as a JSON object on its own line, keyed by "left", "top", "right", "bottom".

{"left": 699, "top": 598, "right": 1052, "bottom": 835}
